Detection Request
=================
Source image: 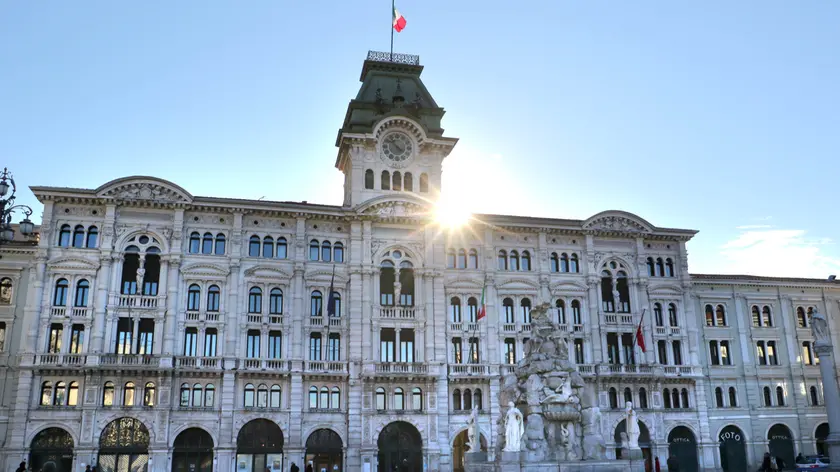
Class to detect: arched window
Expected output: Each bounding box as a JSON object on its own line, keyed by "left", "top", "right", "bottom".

{"left": 509, "top": 250, "right": 520, "bottom": 271}
{"left": 309, "top": 240, "right": 320, "bottom": 261}
{"left": 624, "top": 387, "right": 632, "bottom": 404}
{"left": 681, "top": 389, "right": 689, "bottom": 408}
{"left": 450, "top": 297, "right": 462, "bottom": 323}
{"left": 608, "top": 388, "right": 618, "bottom": 409}
{"left": 521, "top": 251, "right": 531, "bottom": 271}
{"left": 646, "top": 257, "right": 655, "bottom": 276}
{"left": 550, "top": 253, "right": 559, "bottom": 272}
{"left": 276, "top": 237, "right": 287, "bottom": 259}
{"left": 394, "top": 387, "right": 405, "bottom": 410}
{"left": 248, "top": 287, "right": 262, "bottom": 313}
{"left": 188, "top": 383, "right": 201, "bottom": 407}
{"left": 0, "top": 277, "right": 12, "bottom": 304}
{"left": 498, "top": 250, "right": 508, "bottom": 270}
{"left": 365, "top": 169, "right": 374, "bottom": 189}
{"left": 72, "top": 225, "right": 85, "bottom": 248}
{"left": 52, "top": 381, "right": 66, "bottom": 405}
{"left": 446, "top": 250, "right": 456, "bottom": 268}
{"left": 257, "top": 384, "right": 268, "bottom": 408}
{"left": 453, "top": 389, "right": 462, "bottom": 410}
{"left": 214, "top": 233, "right": 226, "bottom": 255}
{"left": 473, "top": 388, "right": 482, "bottom": 410}
{"left": 556, "top": 299, "right": 566, "bottom": 324}
{"left": 751, "top": 306, "right": 761, "bottom": 327}
{"left": 392, "top": 171, "right": 402, "bottom": 191}
{"left": 776, "top": 386, "right": 785, "bottom": 406}
{"left": 103, "top": 382, "right": 114, "bottom": 406}
{"left": 271, "top": 385, "right": 282, "bottom": 408}
{"left": 262, "top": 236, "right": 274, "bottom": 258}
{"left": 320, "top": 387, "right": 329, "bottom": 408}
{"left": 330, "top": 292, "right": 341, "bottom": 317}
{"left": 123, "top": 382, "right": 136, "bottom": 406}
{"left": 810, "top": 386, "right": 819, "bottom": 406}
{"left": 201, "top": 232, "right": 213, "bottom": 254}
{"left": 309, "top": 386, "right": 318, "bottom": 409}
{"left": 40, "top": 381, "right": 53, "bottom": 406}
{"left": 244, "top": 384, "right": 255, "bottom": 407}
{"left": 269, "top": 288, "right": 283, "bottom": 314}
{"left": 189, "top": 232, "right": 201, "bottom": 253}
{"left": 716, "top": 305, "right": 727, "bottom": 326}
{"left": 187, "top": 284, "right": 201, "bottom": 311}
{"left": 205, "top": 384, "right": 215, "bottom": 407}
{"left": 560, "top": 253, "right": 569, "bottom": 272}
{"left": 463, "top": 388, "right": 472, "bottom": 410}
{"left": 468, "top": 249, "right": 478, "bottom": 269}
{"left": 58, "top": 224, "right": 71, "bottom": 247}
{"left": 672, "top": 389, "right": 680, "bottom": 408}
{"left": 797, "top": 307, "right": 808, "bottom": 328}
{"left": 570, "top": 253, "right": 579, "bottom": 273}
{"left": 376, "top": 387, "right": 386, "bottom": 410}
{"left": 571, "top": 300, "right": 582, "bottom": 324}
{"left": 68, "top": 381, "right": 79, "bottom": 406}
{"left": 143, "top": 382, "right": 156, "bottom": 407}
{"left": 248, "top": 235, "right": 261, "bottom": 257}
{"left": 311, "top": 291, "right": 323, "bottom": 317}
{"left": 705, "top": 304, "right": 714, "bottom": 327}
{"left": 668, "top": 303, "right": 678, "bottom": 327}
{"left": 653, "top": 303, "right": 663, "bottom": 327}
{"left": 53, "top": 278, "right": 69, "bottom": 306}
{"left": 655, "top": 258, "right": 664, "bottom": 277}
{"left": 404, "top": 172, "right": 413, "bottom": 191}
{"left": 179, "top": 383, "right": 190, "bottom": 407}
{"left": 503, "top": 298, "right": 515, "bottom": 324}
{"left": 331, "top": 387, "right": 340, "bottom": 409}
{"left": 207, "top": 285, "right": 220, "bottom": 312}
{"left": 638, "top": 388, "right": 648, "bottom": 409}
{"left": 74, "top": 279, "right": 90, "bottom": 307}
{"left": 457, "top": 249, "right": 467, "bottom": 269}
{"left": 762, "top": 306, "right": 773, "bottom": 327}
{"left": 728, "top": 387, "right": 737, "bottom": 407}
{"left": 333, "top": 242, "right": 344, "bottom": 263}
{"left": 413, "top": 387, "right": 423, "bottom": 410}
{"left": 419, "top": 173, "right": 429, "bottom": 192}
{"left": 381, "top": 171, "right": 391, "bottom": 190}
{"left": 663, "top": 389, "right": 671, "bottom": 409}
{"left": 763, "top": 387, "right": 772, "bottom": 406}
{"left": 665, "top": 258, "right": 675, "bottom": 277}
{"left": 321, "top": 241, "right": 332, "bottom": 262}
{"left": 467, "top": 297, "right": 478, "bottom": 323}
{"left": 86, "top": 226, "right": 99, "bottom": 248}
{"left": 521, "top": 298, "right": 532, "bottom": 324}
{"left": 715, "top": 387, "right": 724, "bottom": 407}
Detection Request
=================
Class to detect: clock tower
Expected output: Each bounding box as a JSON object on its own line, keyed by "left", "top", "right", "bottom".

{"left": 335, "top": 51, "right": 458, "bottom": 208}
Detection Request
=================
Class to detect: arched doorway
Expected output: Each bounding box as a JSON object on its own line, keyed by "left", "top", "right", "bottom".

{"left": 377, "top": 421, "right": 422, "bottom": 472}
{"left": 815, "top": 423, "right": 830, "bottom": 457}
{"left": 614, "top": 419, "right": 651, "bottom": 469}
{"left": 172, "top": 428, "right": 214, "bottom": 472}
{"left": 718, "top": 425, "right": 747, "bottom": 472}
{"left": 668, "top": 426, "right": 698, "bottom": 472}
{"left": 98, "top": 418, "right": 150, "bottom": 472}
{"left": 30, "top": 428, "right": 74, "bottom": 472}
{"left": 305, "top": 429, "right": 343, "bottom": 472}
{"left": 452, "top": 430, "right": 487, "bottom": 472}
{"left": 768, "top": 424, "right": 795, "bottom": 469}
{"left": 236, "top": 419, "right": 284, "bottom": 472}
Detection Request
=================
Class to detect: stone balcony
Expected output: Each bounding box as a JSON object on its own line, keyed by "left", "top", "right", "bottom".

{"left": 448, "top": 363, "right": 489, "bottom": 377}
{"left": 116, "top": 294, "right": 162, "bottom": 309}
{"left": 174, "top": 356, "right": 223, "bottom": 370}
{"left": 185, "top": 310, "right": 223, "bottom": 323}
{"left": 34, "top": 353, "right": 87, "bottom": 368}
{"left": 654, "top": 326, "right": 682, "bottom": 336}
{"left": 245, "top": 313, "right": 285, "bottom": 325}
{"left": 304, "top": 360, "right": 348, "bottom": 375}
{"left": 308, "top": 316, "right": 344, "bottom": 329}
{"left": 604, "top": 313, "right": 635, "bottom": 326}
{"left": 239, "top": 358, "right": 291, "bottom": 372}
{"left": 49, "top": 306, "right": 90, "bottom": 318}
{"left": 377, "top": 306, "right": 417, "bottom": 319}
{"left": 100, "top": 354, "right": 160, "bottom": 368}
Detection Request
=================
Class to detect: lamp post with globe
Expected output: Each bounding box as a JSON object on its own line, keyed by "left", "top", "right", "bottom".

{"left": 0, "top": 167, "right": 36, "bottom": 248}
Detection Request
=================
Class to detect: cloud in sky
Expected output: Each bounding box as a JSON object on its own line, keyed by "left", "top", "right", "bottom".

{"left": 718, "top": 228, "right": 840, "bottom": 278}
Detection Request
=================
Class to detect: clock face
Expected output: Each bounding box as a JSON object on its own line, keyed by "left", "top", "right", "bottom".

{"left": 381, "top": 132, "right": 413, "bottom": 163}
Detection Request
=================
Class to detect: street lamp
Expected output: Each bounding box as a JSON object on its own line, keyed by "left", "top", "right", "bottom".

{"left": 0, "top": 167, "right": 35, "bottom": 244}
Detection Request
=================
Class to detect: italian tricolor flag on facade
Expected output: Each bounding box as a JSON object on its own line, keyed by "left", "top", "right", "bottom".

{"left": 477, "top": 285, "right": 486, "bottom": 320}
{"left": 393, "top": 6, "right": 406, "bottom": 32}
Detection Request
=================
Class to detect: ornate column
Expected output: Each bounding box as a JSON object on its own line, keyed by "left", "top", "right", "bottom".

{"left": 25, "top": 256, "right": 48, "bottom": 353}
{"left": 91, "top": 254, "right": 113, "bottom": 354}
{"left": 586, "top": 275, "right": 603, "bottom": 364}
{"left": 811, "top": 310, "right": 840, "bottom": 469}
{"left": 162, "top": 256, "right": 180, "bottom": 358}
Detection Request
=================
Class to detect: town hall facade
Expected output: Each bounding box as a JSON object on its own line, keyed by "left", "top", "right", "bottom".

{"left": 0, "top": 51, "right": 837, "bottom": 472}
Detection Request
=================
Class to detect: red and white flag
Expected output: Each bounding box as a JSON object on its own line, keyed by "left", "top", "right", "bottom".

{"left": 393, "top": 6, "right": 407, "bottom": 32}
{"left": 635, "top": 309, "right": 647, "bottom": 353}
{"left": 476, "top": 285, "right": 486, "bottom": 321}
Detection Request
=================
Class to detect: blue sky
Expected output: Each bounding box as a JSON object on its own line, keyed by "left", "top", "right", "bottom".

{"left": 2, "top": 1, "right": 838, "bottom": 277}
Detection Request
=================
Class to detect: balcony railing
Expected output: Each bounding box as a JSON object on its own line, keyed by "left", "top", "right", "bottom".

{"left": 247, "top": 314, "right": 262, "bottom": 323}
{"left": 310, "top": 316, "right": 323, "bottom": 327}
{"left": 72, "top": 307, "right": 89, "bottom": 317}
{"left": 118, "top": 295, "right": 159, "bottom": 309}
{"left": 269, "top": 315, "right": 283, "bottom": 324}
{"left": 502, "top": 324, "right": 516, "bottom": 333}
{"left": 500, "top": 364, "right": 515, "bottom": 375}
{"left": 375, "top": 362, "right": 428, "bottom": 374}
{"left": 50, "top": 307, "right": 66, "bottom": 317}
{"left": 605, "top": 314, "right": 634, "bottom": 325}
{"left": 240, "top": 358, "right": 290, "bottom": 371}
{"left": 450, "top": 322, "right": 463, "bottom": 332}
{"left": 175, "top": 356, "right": 222, "bottom": 369}
{"left": 329, "top": 317, "right": 342, "bottom": 327}
{"left": 597, "top": 364, "right": 654, "bottom": 375}
{"left": 572, "top": 324, "right": 584, "bottom": 333}
{"left": 101, "top": 354, "right": 158, "bottom": 366}
{"left": 576, "top": 364, "right": 595, "bottom": 374}
{"left": 655, "top": 326, "right": 667, "bottom": 336}
{"left": 36, "top": 353, "right": 87, "bottom": 366}
{"left": 519, "top": 324, "right": 532, "bottom": 333}
{"left": 670, "top": 326, "right": 681, "bottom": 336}
{"left": 663, "top": 366, "right": 696, "bottom": 376}
{"left": 379, "top": 306, "right": 416, "bottom": 319}
{"left": 305, "top": 360, "right": 348, "bottom": 373}
{"left": 448, "top": 364, "right": 488, "bottom": 376}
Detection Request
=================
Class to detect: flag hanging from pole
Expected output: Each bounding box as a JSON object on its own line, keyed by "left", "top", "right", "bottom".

{"left": 476, "top": 285, "right": 486, "bottom": 321}
{"left": 393, "top": 6, "right": 407, "bottom": 32}
{"left": 635, "top": 308, "right": 647, "bottom": 353}
{"left": 326, "top": 266, "right": 336, "bottom": 317}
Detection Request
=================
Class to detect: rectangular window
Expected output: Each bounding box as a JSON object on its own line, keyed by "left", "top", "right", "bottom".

{"left": 756, "top": 341, "right": 766, "bottom": 365}
{"left": 452, "top": 338, "right": 463, "bottom": 364}
{"left": 309, "top": 334, "right": 322, "bottom": 361}
{"left": 660, "top": 340, "right": 670, "bottom": 365}
{"left": 574, "top": 339, "right": 584, "bottom": 364}
{"left": 720, "top": 341, "right": 731, "bottom": 365}
{"left": 328, "top": 334, "right": 341, "bottom": 361}
{"left": 246, "top": 330, "right": 260, "bottom": 358}
{"left": 606, "top": 333, "right": 620, "bottom": 365}
{"left": 184, "top": 328, "right": 198, "bottom": 356}
{"left": 48, "top": 323, "right": 63, "bottom": 353}
{"left": 802, "top": 342, "right": 813, "bottom": 365}
{"left": 672, "top": 341, "right": 683, "bottom": 365}
{"left": 268, "top": 331, "right": 282, "bottom": 359}
{"left": 400, "top": 336, "right": 415, "bottom": 363}
{"left": 115, "top": 318, "right": 132, "bottom": 354}
{"left": 69, "top": 324, "right": 84, "bottom": 354}
{"left": 204, "top": 328, "right": 218, "bottom": 357}
{"left": 468, "top": 337, "right": 480, "bottom": 363}
{"left": 137, "top": 319, "right": 154, "bottom": 354}
{"left": 504, "top": 338, "right": 516, "bottom": 364}
{"left": 380, "top": 329, "right": 395, "bottom": 362}
{"left": 767, "top": 341, "right": 778, "bottom": 365}
{"left": 621, "top": 333, "right": 635, "bottom": 364}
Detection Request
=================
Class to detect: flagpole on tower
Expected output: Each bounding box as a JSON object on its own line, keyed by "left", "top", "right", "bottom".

{"left": 390, "top": 0, "right": 395, "bottom": 60}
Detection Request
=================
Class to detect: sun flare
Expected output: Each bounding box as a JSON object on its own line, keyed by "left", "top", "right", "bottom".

{"left": 435, "top": 197, "right": 472, "bottom": 228}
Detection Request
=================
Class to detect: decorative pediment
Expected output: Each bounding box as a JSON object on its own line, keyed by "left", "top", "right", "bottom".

{"left": 583, "top": 211, "right": 653, "bottom": 234}
{"left": 549, "top": 281, "right": 588, "bottom": 294}
{"left": 96, "top": 176, "right": 193, "bottom": 204}
{"left": 356, "top": 194, "right": 431, "bottom": 219}
{"left": 305, "top": 270, "right": 349, "bottom": 285}
{"left": 443, "top": 277, "right": 484, "bottom": 291}
{"left": 496, "top": 278, "right": 540, "bottom": 290}
{"left": 648, "top": 284, "right": 684, "bottom": 296}
{"left": 47, "top": 256, "right": 100, "bottom": 271}
{"left": 243, "top": 266, "right": 292, "bottom": 280}
{"left": 180, "top": 263, "right": 230, "bottom": 277}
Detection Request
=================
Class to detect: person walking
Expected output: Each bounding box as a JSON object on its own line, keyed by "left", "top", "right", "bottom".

{"left": 760, "top": 453, "right": 772, "bottom": 471}
{"left": 290, "top": 463, "right": 299, "bottom": 472}
{"left": 15, "top": 462, "right": 26, "bottom": 472}
{"left": 666, "top": 455, "right": 679, "bottom": 472}
{"left": 654, "top": 456, "right": 661, "bottom": 472}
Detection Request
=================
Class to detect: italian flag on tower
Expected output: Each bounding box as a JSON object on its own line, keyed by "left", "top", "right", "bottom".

{"left": 476, "top": 285, "right": 486, "bottom": 320}
{"left": 393, "top": 5, "right": 407, "bottom": 32}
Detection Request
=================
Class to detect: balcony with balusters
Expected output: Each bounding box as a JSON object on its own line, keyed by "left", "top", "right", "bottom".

{"left": 184, "top": 310, "right": 224, "bottom": 323}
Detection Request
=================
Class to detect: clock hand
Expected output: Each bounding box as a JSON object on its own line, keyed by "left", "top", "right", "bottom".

{"left": 392, "top": 141, "right": 404, "bottom": 153}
